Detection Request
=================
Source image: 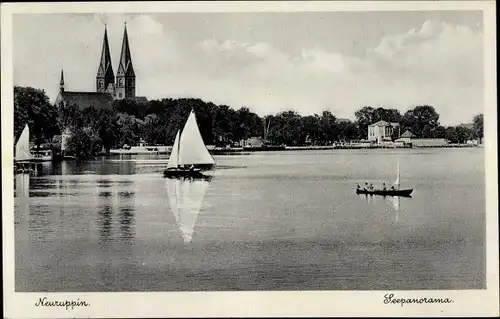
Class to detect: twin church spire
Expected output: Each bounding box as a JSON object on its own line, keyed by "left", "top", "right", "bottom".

{"left": 95, "top": 23, "right": 135, "bottom": 99}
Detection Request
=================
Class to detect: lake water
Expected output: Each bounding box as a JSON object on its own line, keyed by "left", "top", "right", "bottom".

{"left": 14, "top": 148, "right": 486, "bottom": 291}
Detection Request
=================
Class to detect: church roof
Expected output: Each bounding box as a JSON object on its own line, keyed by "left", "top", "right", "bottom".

{"left": 400, "top": 130, "right": 416, "bottom": 138}
{"left": 58, "top": 91, "right": 114, "bottom": 109}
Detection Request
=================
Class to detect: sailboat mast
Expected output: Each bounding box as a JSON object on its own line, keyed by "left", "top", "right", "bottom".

{"left": 177, "top": 129, "right": 181, "bottom": 168}
{"left": 395, "top": 160, "right": 400, "bottom": 190}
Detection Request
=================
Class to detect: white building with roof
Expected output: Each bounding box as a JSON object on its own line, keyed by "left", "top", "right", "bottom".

{"left": 367, "top": 120, "right": 400, "bottom": 143}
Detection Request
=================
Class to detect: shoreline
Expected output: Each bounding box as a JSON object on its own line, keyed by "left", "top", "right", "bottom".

{"left": 105, "top": 143, "right": 480, "bottom": 156}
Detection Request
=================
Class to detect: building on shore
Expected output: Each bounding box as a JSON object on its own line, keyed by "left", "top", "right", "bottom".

{"left": 55, "top": 24, "right": 148, "bottom": 154}
{"left": 243, "top": 137, "right": 265, "bottom": 148}
{"left": 367, "top": 120, "right": 400, "bottom": 143}
{"left": 395, "top": 129, "right": 449, "bottom": 147}
{"left": 397, "top": 130, "right": 417, "bottom": 144}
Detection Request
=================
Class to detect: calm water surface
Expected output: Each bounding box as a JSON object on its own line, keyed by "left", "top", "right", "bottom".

{"left": 14, "top": 148, "right": 485, "bottom": 291}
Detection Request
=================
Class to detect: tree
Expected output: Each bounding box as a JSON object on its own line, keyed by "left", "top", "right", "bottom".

{"left": 116, "top": 113, "right": 144, "bottom": 147}
{"left": 455, "top": 126, "right": 474, "bottom": 144}
{"left": 354, "top": 106, "right": 375, "bottom": 139}
{"left": 143, "top": 114, "right": 161, "bottom": 145}
{"left": 401, "top": 105, "right": 440, "bottom": 137}
{"left": 95, "top": 108, "right": 119, "bottom": 152}
{"left": 473, "top": 113, "right": 484, "bottom": 143}
{"left": 430, "top": 125, "right": 446, "bottom": 138}
{"left": 336, "top": 120, "right": 358, "bottom": 143}
{"left": 444, "top": 126, "right": 458, "bottom": 143}
{"left": 14, "top": 86, "right": 59, "bottom": 146}
{"left": 318, "top": 110, "right": 337, "bottom": 144}
{"left": 65, "top": 126, "right": 102, "bottom": 159}
{"left": 302, "top": 115, "right": 320, "bottom": 145}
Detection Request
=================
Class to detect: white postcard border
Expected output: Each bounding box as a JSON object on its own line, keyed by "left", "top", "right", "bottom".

{"left": 2, "top": 1, "right": 498, "bottom": 318}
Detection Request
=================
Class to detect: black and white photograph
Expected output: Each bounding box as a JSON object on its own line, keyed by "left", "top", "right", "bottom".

{"left": 2, "top": 1, "right": 498, "bottom": 318}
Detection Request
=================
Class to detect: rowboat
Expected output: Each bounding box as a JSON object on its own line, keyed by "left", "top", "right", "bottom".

{"left": 356, "top": 160, "right": 413, "bottom": 197}
{"left": 356, "top": 188, "right": 413, "bottom": 197}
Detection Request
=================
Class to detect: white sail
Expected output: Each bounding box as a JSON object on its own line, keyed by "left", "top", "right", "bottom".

{"left": 166, "top": 177, "right": 210, "bottom": 244}
{"left": 167, "top": 131, "right": 181, "bottom": 169}
{"left": 15, "top": 124, "right": 32, "bottom": 162}
{"left": 178, "top": 110, "right": 215, "bottom": 166}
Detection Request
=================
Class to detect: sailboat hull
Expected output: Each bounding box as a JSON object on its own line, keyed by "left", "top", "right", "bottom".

{"left": 163, "top": 168, "right": 205, "bottom": 178}
{"left": 356, "top": 189, "right": 413, "bottom": 197}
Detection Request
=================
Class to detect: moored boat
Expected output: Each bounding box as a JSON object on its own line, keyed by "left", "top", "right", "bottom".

{"left": 31, "top": 148, "right": 53, "bottom": 162}
{"left": 15, "top": 124, "right": 34, "bottom": 174}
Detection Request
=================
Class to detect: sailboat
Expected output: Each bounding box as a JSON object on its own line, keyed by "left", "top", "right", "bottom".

{"left": 166, "top": 176, "right": 211, "bottom": 244}
{"left": 15, "top": 124, "right": 34, "bottom": 174}
{"left": 356, "top": 160, "right": 413, "bottom": 197}
{"left": 163, "top": 110, "right": 215, "bottom": 178}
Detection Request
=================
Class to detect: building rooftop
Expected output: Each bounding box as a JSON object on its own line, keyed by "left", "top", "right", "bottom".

{"left": 59, "top": 91, "right": 114, "bottom": 109}
{"left": 400, "top": 130, "right": 416, "bottom": 138}
{"left": 134, "top": 96, "right": 148, "bottom": 104}
{"left": 369, "top": 120, "right": 389, "bottom": 127}
{"left": 369, "top": 120, "right": 400, "bottom": 127}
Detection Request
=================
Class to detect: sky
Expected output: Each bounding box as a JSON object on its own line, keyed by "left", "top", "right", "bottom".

{"left": 13, "top": 11, "right": 484, "bottom": 126}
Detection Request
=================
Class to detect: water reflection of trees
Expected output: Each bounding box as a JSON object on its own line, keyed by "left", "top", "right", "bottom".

{"left": 42, "top": 159, "right": 137, "bottom": 176}
{"left": 97, "top": 180, "right": 136, "bottom": 248}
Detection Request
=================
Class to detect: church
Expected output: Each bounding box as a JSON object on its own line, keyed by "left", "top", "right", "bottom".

{"left": 55, "top": 23, "right": 148, "bottom": 110}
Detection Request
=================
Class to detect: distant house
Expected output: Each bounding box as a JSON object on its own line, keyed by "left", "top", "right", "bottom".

{"left": 395, "top": 129, "right": 449, "bottom": 147}
{"left": 411, "top": 138, "right": 449, "bottom": 147}
{"left": 367, "top": 120, "right": 399, "bottom": 143}
{"left": 244, "top": 137, "right": 264, "bottom": 147}
{"left": 398, "top": 130, "right": 416, "bottom": 143}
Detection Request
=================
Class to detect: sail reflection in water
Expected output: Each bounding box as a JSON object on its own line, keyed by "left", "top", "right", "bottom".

{"left": 392, "top": 195, "right": 400, "bottom": 223}
{"left": 15, "top": 174, "right": 30, "bottom": 198}
{"left": 166, "top": 177, "right": 211, "bottom": 244}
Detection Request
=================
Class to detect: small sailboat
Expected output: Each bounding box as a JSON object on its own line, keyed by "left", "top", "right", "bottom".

{"left": 163, "top": 110, "right": 215, "bottom": 178}
{"left": 356, "top": 160, "right": 413, "bottom": 197}
{"left": 166, "top": 176, "right": 211, "bottom": 244}
{"left": 15, "top": 124, "right": 34, "bottom": 174}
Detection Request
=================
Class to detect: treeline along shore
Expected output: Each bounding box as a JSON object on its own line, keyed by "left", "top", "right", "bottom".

{"left": 14, "top": 86, "right": 484, "bottom": 160}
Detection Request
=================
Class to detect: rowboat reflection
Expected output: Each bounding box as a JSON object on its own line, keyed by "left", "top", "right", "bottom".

{"left": 165, "top": 175, "right": 212, "bottom": 244}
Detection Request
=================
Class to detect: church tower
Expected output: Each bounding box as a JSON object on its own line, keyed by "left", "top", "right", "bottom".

{"left": 115, "top": 23, "right": 136, "bottom": 100}
{"left": 60, "top": 69, "right": 65, "bottom": 93}
{"left": 96, "top": 26, "right": 115, "bottom": 93}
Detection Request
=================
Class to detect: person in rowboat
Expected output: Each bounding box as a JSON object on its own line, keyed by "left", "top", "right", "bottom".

{"left": 369, "top": 183, "right": 374, "bottom": 191}
{"left": 364, "top": 182, "right": 369, "bottom": 191}
{"left": 356, "top": 183, "right": 361, "bottom": 190}
{"left": 382, "top": 183, "right": 387, "bottom": 191}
